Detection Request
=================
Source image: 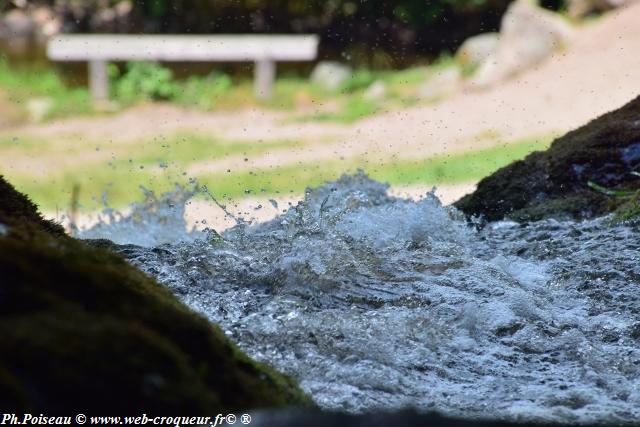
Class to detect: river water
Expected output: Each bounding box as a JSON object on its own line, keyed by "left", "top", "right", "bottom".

{"left": 80, "top": 172, "right": 640, "bottom": 424}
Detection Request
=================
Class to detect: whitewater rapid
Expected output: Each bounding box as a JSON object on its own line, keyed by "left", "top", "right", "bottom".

{"left": 80, "top": 173, "right": 640, "bottom": 424}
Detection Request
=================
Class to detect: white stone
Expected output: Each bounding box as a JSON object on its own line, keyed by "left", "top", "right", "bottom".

{"left": 469, "top": 0, "right": 573, "bottom": 88}
{"left": 418, "top": 67, "right": 461, "bottom": 101}
{"left": 32, "top": 7, "right": 61, "bottom": 38}
{"left": 363, "top": 80, "right": 387, "bottom": 101}
{"left": 310, "top": 61, "right": 353, "bottom": 92}
{"left": 1, "top": 9, "right": 35, "bottom": 38}
{"left": 26, "top": 97, "right": 54, "bottom": 123}
{"left": 455, "top": 32, "right": 499, "bottom": 70}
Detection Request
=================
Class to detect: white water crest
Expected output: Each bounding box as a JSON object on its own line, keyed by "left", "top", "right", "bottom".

{"left": 82, "top": 172, "right": 640, "bottom": 424}
{"left": 77, "top": 185, "right": 203, "bottom": 246}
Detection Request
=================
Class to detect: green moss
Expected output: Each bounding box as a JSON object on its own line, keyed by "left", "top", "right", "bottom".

{"left": 0, "top": 175, "right": 65, "bottom": 236}
{"left": 455, "top": 96, "right": 640, "bottom": 221}
{"left": 0, "top": 176, "right": 313, "bottom": 412}
{"left": 507, "top": 192, "right": 614, "bottom": 222}
{"left": 612, "top": 193, "right": 640, "bottom": 223}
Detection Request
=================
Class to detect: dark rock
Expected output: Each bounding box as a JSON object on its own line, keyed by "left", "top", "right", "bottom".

{"left": 0, "top": 175, "right": 312, "bottom": 413}
{"left": 455, "top": 95, "right": 640, "bottom": 222}
{"left": 0, "top": 175, "right": 65, "bottom": 236}
{"left": 250, "top": 409, "right": 615, "bottom": 427}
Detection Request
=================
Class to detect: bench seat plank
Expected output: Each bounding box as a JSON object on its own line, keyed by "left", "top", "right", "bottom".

{"left": 47, "top": 34, "right": 319, "bottom": 100}
{"left": 48, "top": 34, "right": 318, "bottom": 62}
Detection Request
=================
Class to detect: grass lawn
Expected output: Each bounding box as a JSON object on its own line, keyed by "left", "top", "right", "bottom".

{"left": 0, "top": 132, "right": 300, "bottom": 211}
{"left": 1, "top": 132, "right": 551, "bottom": 214}
{"left": 197, "top": 135, "right": 553, "bottom": 199}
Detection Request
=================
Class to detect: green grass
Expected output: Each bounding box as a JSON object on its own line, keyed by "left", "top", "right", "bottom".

{"left": 308, "top": 97, "right": 380, "bottom": 123}
{"left": 1, "top": 132, "right": 299, "bottom": 211}
{"left": 0, "top": 59, "right": 93, "bottom": 121}
{"left": 5, "top": 134, "right": 552, "bottom": 213}
{"left": 198, "top": 136, "right": 553, "bottom": 199}
{"left": 370, "top": 138, "right": 552, "bottom": 185}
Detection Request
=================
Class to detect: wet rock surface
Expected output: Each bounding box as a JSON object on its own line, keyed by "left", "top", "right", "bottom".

{"left": 455, "top": 95, "right": 640, "bottom": 222}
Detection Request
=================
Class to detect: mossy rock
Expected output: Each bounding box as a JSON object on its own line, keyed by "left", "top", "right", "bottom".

{"left": 455, "top": 96, "right": 640, "bottom": 221}
{"left": 612, "top": 193, "right": 640, "bottom": 223}
{"left": 0, "top": 175, "right": 312, "bottom": 413}
{"left": 0, "top": 175, "right": 65, "bottom": 236}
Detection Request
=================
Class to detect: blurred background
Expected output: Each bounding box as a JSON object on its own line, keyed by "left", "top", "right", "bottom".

{"left": 0, "top": 0, "right": 639, "bottom": 230}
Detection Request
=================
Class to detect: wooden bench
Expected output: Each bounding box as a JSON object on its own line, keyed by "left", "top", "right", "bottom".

{"left": 47, "top": 34, "right": 319, "bottom": 101}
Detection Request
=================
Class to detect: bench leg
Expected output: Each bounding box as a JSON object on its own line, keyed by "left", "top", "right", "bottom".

{"left": 88, "top": 60, "right": 109, "bottom": 102}
{"left": 254, "top": 59, "right": 275, "bottom": 100}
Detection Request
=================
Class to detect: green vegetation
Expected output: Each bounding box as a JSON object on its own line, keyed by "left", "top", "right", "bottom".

{"left": 1, "top": 133, "right": 551, "bottom": 213}
{"left": 0, "top": 56, "right": 459, "bottom": 123}
{"left": 110, "top": 61, "right": 177, "bottom": 103}
{"left": 110, "top": 62, "right": 234, "bottom": 109}
{"left": 371, "top": 138, "right": 553, "bottom": 185}
{"left": 197, "top": 136, "right": 553, "bottom": 199}
{"left": 0, "top": 174, "right": 313, "bottom": 412}
{"left": 613, "top": 196, "right": 640, "bottom": 222}
{"left": 0, "top": 132, "right": 300, "bottom": 211}
{"left": 588, "top": 171, "right": 640, "bottom": 222}
{"left": 308, "top": 97, "right": 380, "bottom": 124}
{"left": 0, "top": 59, "right": 93, "bottom": 121}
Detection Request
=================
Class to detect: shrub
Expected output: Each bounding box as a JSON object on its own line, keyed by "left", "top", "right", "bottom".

{"left": 111, "top": 62, "right": 178, "bottom": 104}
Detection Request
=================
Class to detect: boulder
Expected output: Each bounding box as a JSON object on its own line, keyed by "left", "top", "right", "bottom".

{"left": 0, "top": 176, "right": 65, "bottom": 236}
{"left": 0, "top": 175, "right": 312, "bottom": 412}
{"left": 469, "top": 0, "right": 573, "bottom": 88}
{"left": 454, "top": 95, "right": 640, "bottom": 222}
{"left": 32, "top": 6, "right": 61, "bottom": 37}
{"left": 26, "top": 97, "right": 54, "bottom": 123}
{"left": 418, "top": 67, "right": 461, "bottom": 101}
{"left": 363, "top": 80, "right": 387, "bottom": 101}
{"left": 455, "top": 32, "right": 499, "bottom": 71}
{"left": 0, "top": 9, "right": 35, "bottom": 38}
{"left": 310, "top": 61, "right": 353, "bottom": 92}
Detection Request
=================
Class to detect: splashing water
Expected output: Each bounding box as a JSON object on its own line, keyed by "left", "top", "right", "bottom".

{"left": 78, "top": 185, "right": 203, "bottom": 246}
{"left": 83, "top": 172, "right": 640, "bottom": 424}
